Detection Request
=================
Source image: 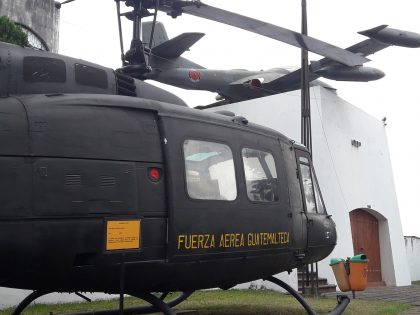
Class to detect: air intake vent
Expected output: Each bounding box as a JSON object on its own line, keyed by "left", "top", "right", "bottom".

{"left": 65, "top": 174, "right": 81, "bottom": 186}
{"left": 116, "top": 72, "right": 136, "bottom": 97}
{"left": 100, "top": 176, "right": 116, "bottom": 187}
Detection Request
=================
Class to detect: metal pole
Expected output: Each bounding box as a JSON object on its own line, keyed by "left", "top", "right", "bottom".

{"left": 302, "top": 267, "right": 306, "bottom": 295}
{"left": 310, "top": 263, "right": 315, "bottom": 295}
{"left": 301, "top": 0, "right": 312, "bottom": 154}
{"left": 301, "top": 0, "right": 317, "bottom": 297}
{"left": 119, "top": 253, "right": 126, "bottom": 315}
{"left": 315, "top": 262, "right": 319, "bottom": 297}
{"left": 132, "top": 0, "right": 142, "bottom": 41}
{"left": 115, "top": 1, "right": 125, "bottom": 65}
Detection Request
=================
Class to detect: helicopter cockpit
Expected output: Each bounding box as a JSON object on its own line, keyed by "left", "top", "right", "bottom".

{"left": 299, "top": 155, "right": 326, "bottom": 215}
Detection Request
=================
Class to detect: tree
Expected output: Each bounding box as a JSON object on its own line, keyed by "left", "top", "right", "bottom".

{"left": 0, "top": 16, "right": 29, "bottom": 46}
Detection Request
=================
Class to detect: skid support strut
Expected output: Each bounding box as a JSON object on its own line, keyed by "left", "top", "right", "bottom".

{"left": 67, "top": 291, "right": 194, "bottom": 315}
{"left": 11, "top": 290, "right": 53, "bottom": 315}
{"left": 264, "top": 276, "right": 350, "bottom": 315}
{"left": 10, "top": 290, "right": 193, "bottom": 315}
{"left": 124, "top": 292, "right": 177, "bottom": 315}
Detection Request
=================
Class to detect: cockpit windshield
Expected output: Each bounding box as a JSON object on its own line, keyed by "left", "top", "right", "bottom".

{"left": 299, "top": 156, "right": 326, "bottom": 214}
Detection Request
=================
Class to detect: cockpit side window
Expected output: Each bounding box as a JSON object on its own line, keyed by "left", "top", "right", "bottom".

{"left": 183, "top": 140, "right": 237, "bottom": 201}
{"left": 242, "top": 148, "right": 279, "bottom": 202}
{"left": 299, "top": 156, "right": 326, "bottom": 214}
{"left": 313, "top": 169, "right": 326, "bottom": 214}
{"left": 299, "top": 160, "right": 316, "bottom": 213}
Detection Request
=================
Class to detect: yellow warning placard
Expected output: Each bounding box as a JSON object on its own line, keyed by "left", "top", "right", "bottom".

{"left": 106, "top": 220, "right": 141, "bottom": 251}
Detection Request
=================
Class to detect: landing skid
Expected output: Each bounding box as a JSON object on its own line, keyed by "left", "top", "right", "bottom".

{"left": 264, "top": 276, "right": 350, "bottom": 315}
{"left": 11, "top": 277, "right": 348, "bottom": 315}
{"left": 11, "top": 290, "right": 193, "bottom": 315}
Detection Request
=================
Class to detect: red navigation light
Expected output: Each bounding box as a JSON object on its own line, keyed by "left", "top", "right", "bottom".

{"left": 243, "top": 79, "right": 263, "bottom": 90}
{"left": 249, "top": 79, "right": 262, "bottom": 89}
{"left": 148, "top": 167, "right": 161, "bottom": 182}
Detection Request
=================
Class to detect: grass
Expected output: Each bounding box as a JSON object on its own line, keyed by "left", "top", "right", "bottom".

{"left": 0, "top": 290, "right": 410, "bottom": 315}
{"left": 412, "top": 280, "right": 420, "bottom": 286}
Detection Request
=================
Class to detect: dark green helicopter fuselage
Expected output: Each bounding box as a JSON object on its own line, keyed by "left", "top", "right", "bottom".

{"left": 0, "top": 43, "right": 336, "bottom": 295}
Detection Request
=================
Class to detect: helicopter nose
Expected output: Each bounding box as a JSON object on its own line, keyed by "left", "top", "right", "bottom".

{"left": 324, "top": 216, "right": 337, "bottom": 245}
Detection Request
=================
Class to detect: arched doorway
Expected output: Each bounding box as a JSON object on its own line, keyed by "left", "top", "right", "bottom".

{"left": 349, "top": 209, "right": 383, "bottom": 285}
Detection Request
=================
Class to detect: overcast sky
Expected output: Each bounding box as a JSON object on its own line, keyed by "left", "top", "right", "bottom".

{"left": 59, "top": 0, "right": 420, "bottom": 236}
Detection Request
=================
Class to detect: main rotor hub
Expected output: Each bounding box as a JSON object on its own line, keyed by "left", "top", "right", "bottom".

{"left": 116, "top": 0, "right": 156, "bottom": 78}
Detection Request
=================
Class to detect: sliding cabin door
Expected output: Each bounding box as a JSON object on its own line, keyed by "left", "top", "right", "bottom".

{"left": 160, "top": 116, "right": 293, "bottom": 263}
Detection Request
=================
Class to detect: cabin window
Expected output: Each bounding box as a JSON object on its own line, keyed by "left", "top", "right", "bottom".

{"left": 242, "top": 148, "right": 279, "bottom": 202}
{"left": 23, "top": 57, "right": 66, "bottom": 83}
{"left": 183, "top": 140, "right": 237, "bottom": 201}
{"left": 299, "top": 156, "right": 326, "bottom": 214}
{"left": 75, "top": 63, "right": 108, "bottom": 89}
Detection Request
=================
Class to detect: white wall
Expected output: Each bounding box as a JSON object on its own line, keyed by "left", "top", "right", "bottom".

{"left": 0, "top": 0, "right": 60, "bottom": 52}
{"left": 207, "top": 86, "right": 411, "bottom": 287}
{"left": 235, "top": 270, "right": 298, "bottom": 292}
{"left": 314, "top": 88, "right": 410, "bottom": 286}
{"left": 405, "top": 236, "right": 420, "bottom": 281}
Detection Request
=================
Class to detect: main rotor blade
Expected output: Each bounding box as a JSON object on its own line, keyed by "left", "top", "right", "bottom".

{"left": 161, "top": 2, "right": 369, "bottom": 67}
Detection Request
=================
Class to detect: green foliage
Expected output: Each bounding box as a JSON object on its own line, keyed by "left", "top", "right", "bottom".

{"left": 0, "top": 16, "right": 29, "bottom": 46}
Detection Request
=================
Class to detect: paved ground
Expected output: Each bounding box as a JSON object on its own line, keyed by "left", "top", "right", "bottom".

{"left": 399, "top": 307, "right": 420, "bottom": 315}
{"left": 324, "top": 285, "right": 420, "bottom": 314}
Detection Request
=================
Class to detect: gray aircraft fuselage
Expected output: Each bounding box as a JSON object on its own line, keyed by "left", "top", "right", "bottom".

{"left": 147, "top": 66, "right": 332, "bottom": 102}
{"left": 143, "top": 22, "right": 420, "bottom": 104}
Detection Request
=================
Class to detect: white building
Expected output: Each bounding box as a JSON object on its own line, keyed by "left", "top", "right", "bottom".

{"left": 0, "top": 0, "right": 60, "bottom": 52}
{"left": 207, "top": 86, "right": 411, "bottom": 288}
{"left": 405, "top": 236, "right": 420, "bottom": 282}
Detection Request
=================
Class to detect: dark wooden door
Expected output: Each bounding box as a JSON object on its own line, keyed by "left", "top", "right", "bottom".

{"left": 349, "top": 209, "right": 382, "bottom": 283}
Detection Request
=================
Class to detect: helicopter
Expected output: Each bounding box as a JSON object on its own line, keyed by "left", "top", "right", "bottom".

{"left": 140, "top": 22, "right": 420, "bottom": 104}
{"left": 0, "top": 1, "right": 379, "bottom": 314}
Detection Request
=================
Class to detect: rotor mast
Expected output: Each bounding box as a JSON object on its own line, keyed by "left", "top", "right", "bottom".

{"left": 116, "top": 0, "right": 154, "bottom": 78}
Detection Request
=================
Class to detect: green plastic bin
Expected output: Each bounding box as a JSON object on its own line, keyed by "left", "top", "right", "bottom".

{"left": 349, "top": 254, "right": 369, "bottom": 291}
